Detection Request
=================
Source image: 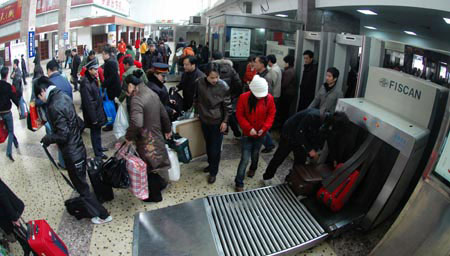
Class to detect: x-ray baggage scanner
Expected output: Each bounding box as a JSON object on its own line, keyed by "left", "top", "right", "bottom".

{"left": 133, "top": 67, "right": 447, "bottom": 255}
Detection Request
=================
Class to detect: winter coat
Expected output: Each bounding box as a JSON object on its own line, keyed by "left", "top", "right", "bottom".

{"left": 135, "top": 39, "right": 141, "bottom": 49}
{"left": 147, "top": 74, "right": 175, "bottom": 117}
{"left": 11, "top": 67, "right": 23, "bottom": 97}
{"left": 281, "top": 66, "right": 297, "bottom": 99}
{"left": 103, "top": 58, "right": 121, "bottom": 100}
{"left": 0, "top": 80, "right": 19, "bottom": 113}
{"left": 236, "top": 91, "right": 276, "bottom": 138}
{"left": 269, "top": 63, "right": 282, "bottom": 98}
{"left": 80, "top": 75, "right": 106, "bottom": 128}
{"left": 177, "top": 68, "right": 205, "bottom": 111}
{"left": 258, "top": 69, "right": 274, "bottom": 95}
{"left": 283, "top": 109, "right": 324, "bottom": 152}
{"left": 126, "top": 49, "right": 136, "bottom": 60}
{"left": 243, "top": 63, "right": 257, "bottom": 85}
{"left": 194, "top": 77, "right": 232, "bottom": 125}
{"left": 308, "top": 83, "right": 343, "bottom": 116}
{"left": 71, "top": 55, "right": 81, "bottom": 77}
{"left": 201, "top": 46, "right": 209, "bottom": 64}
{"left": 0, "top": 178, "right": 24, "bottom": 234}
{"left": 46, "top": 88, "right": 86, "bottom": 164}
{"left": 118, "top": 42, "right": 126, "bottom": 54}
{"left": 125, "top": 82, "right": 171, "bottom": 171}
{"left": 49, "top": 72, "right": 73, "bottom": 99}
{"left": 142, "top": 50, "right": 162, "bottom": 71}
{"left": 298, "top": 63, "right": 318, "bottom": 111}
{"left": 212, "top": 59, "right": 242, "bottom": 101}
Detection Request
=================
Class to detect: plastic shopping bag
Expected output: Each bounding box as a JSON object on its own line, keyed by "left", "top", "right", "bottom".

{"left": 113, "top": 102, "right": 129, "bottom": 139}
{"left": 166, "top": 145, "right": 180, "bottom": 182}
{"left": 101, "top": 89, "right": 116, "bottom": 126}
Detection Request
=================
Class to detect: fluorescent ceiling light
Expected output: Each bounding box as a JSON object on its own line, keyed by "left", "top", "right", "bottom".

{"left": 404, "top": 31, "right": 417, "bottom": 36}
{"left": 357, "top": 9, "right": 378, "bottom": 15}
{"left": 444, "top": 18, "right": 450, "bottom": 24}
{"left": 275, "top": 14, "right": 288, "bottom": 18}
{"left": 364, "top": 26, "right": 377, "bottom": 30}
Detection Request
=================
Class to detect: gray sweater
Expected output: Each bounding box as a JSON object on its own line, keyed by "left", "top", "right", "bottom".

{"left": 308, "top": 83, "right": 343, "bottom": 116}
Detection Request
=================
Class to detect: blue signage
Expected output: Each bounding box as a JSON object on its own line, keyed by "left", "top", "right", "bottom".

{"left": 63, "top": 32, "right": 68, "bottom": 40}
{"left": 108, "top": 24, "right": 116, "bottom": 32}
{"left": 28, "top": 31, "right": 35, "bottom": 58}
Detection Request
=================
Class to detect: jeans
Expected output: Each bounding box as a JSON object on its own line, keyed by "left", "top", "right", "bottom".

{"left": 0, "top": 112, "right": 17, "bottom": 156}
{"left": 90, "top": 126, "right": 103, "bottom": 157}
{"left": 18, "top": 97, "right": 26, "bottom": 118}
{"left": 201, "top": 122, "right": 224, "bottom": 177}
{"left": 235, "top": 136, "right": 264, "bottom": 187}
{"left": 45, "top": 122, "right": 66, "bottom": 168}
{"left": 263, "top": 132, "right": 275, "bottom": 149}
{"left": 263, "top": 135, "right": 307, "bottom": 180}
{"left": 66, "top": 158, "right": 109, "bottom": 219}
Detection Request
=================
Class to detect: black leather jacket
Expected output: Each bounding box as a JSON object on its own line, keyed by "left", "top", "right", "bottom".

{"left": 46, "top": 89, "right": 86, "bottom": 164}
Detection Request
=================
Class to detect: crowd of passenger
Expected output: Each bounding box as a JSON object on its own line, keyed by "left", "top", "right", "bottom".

{"left": 0, "top": 36, "right": 345, "bottom": 251}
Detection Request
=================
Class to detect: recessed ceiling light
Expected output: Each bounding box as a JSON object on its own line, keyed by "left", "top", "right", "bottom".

{"left": 357, "top": 9, "right": 378, "bottom": 15}
{"left": 364, "top": 26, "right": 377, "bottom": 30}
{"left": 444, "top": 18, "right": 450, "bottom": 24}
{"left": 404, "top": 31, "right": 417, "bottom": 36}
{"left": 275, "top": 14, "right": 288, "bottom": 18}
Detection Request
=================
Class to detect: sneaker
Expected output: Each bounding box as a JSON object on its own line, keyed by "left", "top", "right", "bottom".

{"left": 91, "top": 216, "right": 113, "bottom": 225}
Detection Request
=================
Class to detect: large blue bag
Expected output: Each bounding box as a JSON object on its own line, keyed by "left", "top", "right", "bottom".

{"left": 101, "top": 89, "right": 116, "bottom": 126}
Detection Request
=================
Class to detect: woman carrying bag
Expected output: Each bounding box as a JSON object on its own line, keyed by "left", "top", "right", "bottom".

{"left": 123, "top": 70, "right": 172, "bottom": 202}
{"left": 234, "top": 75, "right": 276, "bottom": 192}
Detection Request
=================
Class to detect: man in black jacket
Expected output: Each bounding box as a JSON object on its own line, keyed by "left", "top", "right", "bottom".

{"left": 71, "top": 49, "right": 81, "bottom": 92}
{"left": 102, "top": 45, "right": 121, "bottom": 132}
{"left": 142, "top": 44, "right": 162, "bottom": 71}
{"left": 35, "top": 77, "right": 112, "bottom": 225}
{"left": 20, "top": 54, "right": 27, "bottom": 85}
{"left": 298, "top": 50, "right": 319, "bottom": 111}
{"left": 177, "top": 56, "right": 205, "bottom": 111}
{"left": 262, "top": 109, "right": 324, "bottom": 183}
{"left": 80, "top": 60, "right": 107, "bottom": 159}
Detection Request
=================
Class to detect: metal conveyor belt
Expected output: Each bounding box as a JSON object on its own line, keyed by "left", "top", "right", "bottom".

{"left": 206, "top": 184, "right": 327, "bottom": 256}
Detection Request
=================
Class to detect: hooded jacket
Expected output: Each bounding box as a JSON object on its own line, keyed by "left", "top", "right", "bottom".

{"left": 46, "top": 88, "right": 86, "bottom": 164}
{"left": 236, "top": 91, "right": 276, "bottom": 137}
{"left": 80, "top": 74, "right": 106, "bottom": 128}
{"left": 212, "top": 59, "right": 242, "bottom": 101}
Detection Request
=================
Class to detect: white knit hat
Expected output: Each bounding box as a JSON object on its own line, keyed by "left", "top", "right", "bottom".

{"left": 249, "top": 75, "right": 268, "bottom": 98}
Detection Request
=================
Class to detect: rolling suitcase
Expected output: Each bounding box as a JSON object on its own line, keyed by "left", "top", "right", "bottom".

{"left": 26, "top": 220, "right": 69, "bottom": 256}
{"left": 87, "top": 157, "right": 114, "bottom": 203}
{"left": 317, "top": 169, "right": 360, "bottom": 212}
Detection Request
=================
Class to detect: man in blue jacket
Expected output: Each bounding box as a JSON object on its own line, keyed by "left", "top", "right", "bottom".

{"left": 47, "top": 59, "right": 73, "bottom": 99}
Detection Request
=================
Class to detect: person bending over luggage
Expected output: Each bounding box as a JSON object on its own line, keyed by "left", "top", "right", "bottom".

{"left": 194, "top": 63, "right": 232, "bottom": 184}
{"left": 308, "top": 67, "right": 343, "bottom": 116}
{"left": 262, "top": 108, "right": 325, "bottom": 185}
{"left": 35, "top": 77, "right": 113, "bottom": 225}
{"left": 234, "top": 75, "right": 276, "bottom": 192}
{"left": 124, "top": 70, "right": 172, "bottom": 203}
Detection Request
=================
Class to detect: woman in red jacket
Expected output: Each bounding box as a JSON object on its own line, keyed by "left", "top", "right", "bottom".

{"left": 242, "top": 55, "right": 256, "bottom": 90}
{"left": 235, "top": 75, "right": 276, "bottom": 191}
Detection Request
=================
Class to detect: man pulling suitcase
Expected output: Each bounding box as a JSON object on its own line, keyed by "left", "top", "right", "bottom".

{"left": 35, "top": 76, "right": 113, "bottom": 225}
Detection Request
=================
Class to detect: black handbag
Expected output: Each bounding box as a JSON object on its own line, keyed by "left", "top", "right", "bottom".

{"left": 102, "top": 143, "right": 131, "bottom": 189}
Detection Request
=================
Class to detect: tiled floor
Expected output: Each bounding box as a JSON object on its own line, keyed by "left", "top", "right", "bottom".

{"left": 2, "top": 65, "right": 375, "bottom": 256}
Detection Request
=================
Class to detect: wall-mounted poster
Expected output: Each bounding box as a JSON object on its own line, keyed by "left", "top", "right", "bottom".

{"left": 230, "top": 28, "right": 251, "bottom": 58}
